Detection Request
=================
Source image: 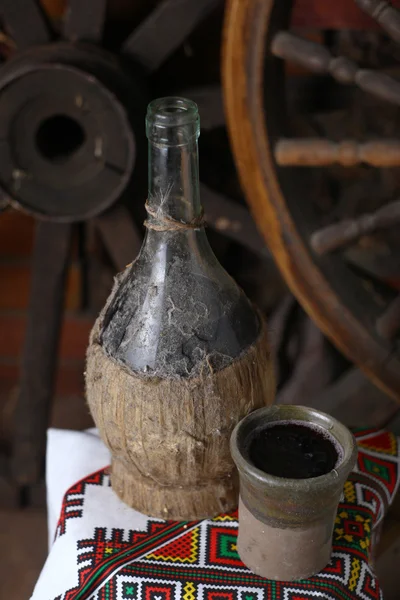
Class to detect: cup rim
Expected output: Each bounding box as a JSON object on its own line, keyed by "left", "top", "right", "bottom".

{"left": 230, "top": 405, "right": 358, "bottom": 491}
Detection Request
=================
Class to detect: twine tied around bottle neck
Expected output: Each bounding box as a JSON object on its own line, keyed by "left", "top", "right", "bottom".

{"left": 144, "top": 200, "right": 205, "bottom": 232}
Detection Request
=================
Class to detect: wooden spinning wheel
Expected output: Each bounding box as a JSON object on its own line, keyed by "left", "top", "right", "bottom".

{"left": 223, "top": 0, "right": 400, "bottom": 402}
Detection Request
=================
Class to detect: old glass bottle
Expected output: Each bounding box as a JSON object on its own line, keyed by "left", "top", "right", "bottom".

{"left": 87, "top": 97, "right": 274, "bottom": 519}
{"left": 100, "top": 97, "right": 260, "bottom": 377}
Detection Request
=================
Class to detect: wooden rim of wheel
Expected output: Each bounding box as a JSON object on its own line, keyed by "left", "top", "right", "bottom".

{"left": 222, "top": 0, "right": 400, "bottom": 402}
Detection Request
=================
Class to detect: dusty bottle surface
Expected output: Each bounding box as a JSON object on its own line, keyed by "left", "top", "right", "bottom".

{"left": 100, "top": 97, "right": 259, "bottom": 378}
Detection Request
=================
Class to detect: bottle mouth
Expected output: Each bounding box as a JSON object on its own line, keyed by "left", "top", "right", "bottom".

{"left": 146, "top": 97, "right": 200, "bottom": 145}
{"left": 147, "top": 97, "right": 199, "bottom": 127}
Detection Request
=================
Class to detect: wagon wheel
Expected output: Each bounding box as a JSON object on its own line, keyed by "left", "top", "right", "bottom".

{"left": 0, "top": 0, "right": 269, "bottom": 491}
{"left": 223, "top": 0, "right": 400, "bottom": 402}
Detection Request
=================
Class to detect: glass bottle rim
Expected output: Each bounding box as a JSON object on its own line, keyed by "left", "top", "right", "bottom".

{"left": 146, "top": 97, "right": 199, "bottom": 128}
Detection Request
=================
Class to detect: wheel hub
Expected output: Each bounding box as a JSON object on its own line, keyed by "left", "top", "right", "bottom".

{"left": 0, "top": 43, "right": 144, "bottom": 221}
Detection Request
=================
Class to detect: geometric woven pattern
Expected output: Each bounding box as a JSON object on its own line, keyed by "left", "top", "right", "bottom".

{"left": 55, "top": 428, "right": 399, "bottom": 600}
{"left": 55, "top": 469, "right": 110, "bottom": 538}
{"left": 146, "top": 527, "right": 200, "bottom": 564}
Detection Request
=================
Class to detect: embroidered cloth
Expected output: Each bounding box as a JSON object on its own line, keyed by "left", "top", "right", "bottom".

{"left": 31, "top": 427, "right": 400, "bottom": 600}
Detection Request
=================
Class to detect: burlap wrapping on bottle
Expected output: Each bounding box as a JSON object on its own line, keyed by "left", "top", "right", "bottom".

{"left": 85, "top": 273, "right": 274, "bottom": 520}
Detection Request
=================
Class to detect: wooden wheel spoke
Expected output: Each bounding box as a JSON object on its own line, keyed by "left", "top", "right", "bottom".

{"left": 176, "top": 86, "right": 224, "bottom": 129}
{"left": 310, "top": 200, "right": 400, "bottom": 255}
{"left": 275, "top": 139, "right": 400, "bottom": 167}
{"left": 94, "top": 204, "right": 142, "bottom": 272}
{"left": 122, "top": 0, "right": 220, "bottom": 72}
{"left": 376, "top": 295, "right": 400, "bottom": 340}
{"left": 272, "top": 31, "right": 400, "bottom": 106}
{"left": 200, "top": 183, "right": 268, "bottom": 256}
{"left": 0, "top": 192, "right": 9, "bottom": 212}
{"left": 63, "top": 0, "right": 107, "bottom": 43}
{"left": 11, "top": 221, "right": 72, "bottom": 485}
{"left": 0, "top": 0, "right": 52, "bottom": 49}
{"left": 355, "top": 0, "right": 400, "bottom": 44}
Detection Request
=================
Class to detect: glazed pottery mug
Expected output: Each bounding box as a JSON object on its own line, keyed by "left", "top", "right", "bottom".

{"left": 230, "top": 405, "right": 358, "bottom": 581}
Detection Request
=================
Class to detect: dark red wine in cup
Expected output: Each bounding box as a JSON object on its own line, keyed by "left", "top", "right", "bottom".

{"left": 249, "top": 420, "right": 342, "bottom": 479}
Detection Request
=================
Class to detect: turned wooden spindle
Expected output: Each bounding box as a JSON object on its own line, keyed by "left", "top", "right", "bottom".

{"left": 271, "top": 31, "right": 400, "bottom": 106}
{"left": 275, "top": 139, "right": 400, "bottom": 167}
{"left": 355, "top": 0, "right": 400, "bottom": 43}
{"left": 310, "top": 201, "right": 400, "bottom": 255}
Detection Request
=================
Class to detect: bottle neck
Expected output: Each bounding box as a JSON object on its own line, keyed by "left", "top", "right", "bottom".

{"left": 147, "top": 137, "right": 201, "bottom": 225}
{"left": 145, "top": 97, "right": 202, "bottom": 227}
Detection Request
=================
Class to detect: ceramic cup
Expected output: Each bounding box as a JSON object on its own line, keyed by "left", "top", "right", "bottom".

{"left": 230, "top": 405, "right": 357, "bottom": 581}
